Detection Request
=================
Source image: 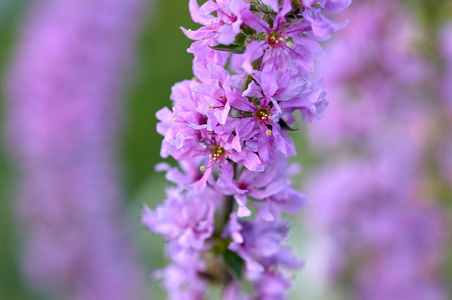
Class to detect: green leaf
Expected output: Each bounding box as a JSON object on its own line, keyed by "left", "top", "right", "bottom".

{"left": 210, "top": 43, "right": 246, "bottom": 54}
{"left": 210, "top": 32, "right": 248, "bottom": 54}
{"left": 224, "top": 249, "right": 245, "bottom": 279}
{"left": 278, "top": 119, "right": 298, "bottom": 131}
{"left": 234, "top": 32, "right": 248, "bottom": 45}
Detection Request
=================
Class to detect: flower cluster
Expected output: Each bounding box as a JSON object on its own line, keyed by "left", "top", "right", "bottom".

{"left": 304, "top": 1, "right": 450, "bottom": 299}
{"left": 142, "top": 0, "right": 350, "bottom": 298}
{"left": 6, "top": 0, "right": 148, "bottom": 298}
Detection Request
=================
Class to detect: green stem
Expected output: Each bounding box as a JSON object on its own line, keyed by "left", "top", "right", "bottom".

{"left": 223, "top": 195, "right": 234, "bottom": 226}
{"left": 220, "top": 161, "right": 238, "bottom": 291}
{"left": 221, "top": 195, "right": 235, "bottom": 289}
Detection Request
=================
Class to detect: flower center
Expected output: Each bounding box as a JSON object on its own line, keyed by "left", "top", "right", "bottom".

{"left": 267, "top": 31, "right": 285, "bottom": 47}
{"left": 210, "top": 145, "right": 226, "bottom": 161}
{"left": 255, "top": 107, "right": 271, "bottom": 123}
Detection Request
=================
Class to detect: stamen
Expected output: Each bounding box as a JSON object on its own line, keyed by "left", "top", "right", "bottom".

{"left": 255, "top": 107, "right": 272, "bottom": 123}
{"left": 267, "top": 31, "right": 284, "bottom": 47}
{"left": 210, "top": 145, "right": 226, "bottom": 161}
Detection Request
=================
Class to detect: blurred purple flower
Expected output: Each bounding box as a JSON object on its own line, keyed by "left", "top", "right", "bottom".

{"left": 309, "top": 2, "right": 432, "bottom": 149}
{"left": 439, "top": 22, "right": 452, "bottom": 116}
{"left": 308, "top": 150, "right": 448, "bottom": 300}
{"left": 142, "top": 189, "right": 216, "bottom": 252}
{"left": 305, "top": 2, "right": 450, "bottom": 299}
{"left": 5, "top": 0, "right": 148, "bottom": 298}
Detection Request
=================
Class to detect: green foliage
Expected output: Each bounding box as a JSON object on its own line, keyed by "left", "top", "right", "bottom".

{"left": 210, "top": 33, "right": 248, "bottom": 54}
{"left": 224, "top": 249, "right": 245, "bottom": 280}
{"left": 121, "top": 0, "right": 195, "bottom": 193}
{"left": 0, "top": 1, "right": 42, "bottom": 298}
{"left": 210, "top": 43, "right": 247, "bottom": 54}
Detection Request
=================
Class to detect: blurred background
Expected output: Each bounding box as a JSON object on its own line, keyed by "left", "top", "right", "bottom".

{"left": 0, "top": 0, "right": 451, "bottom": 299}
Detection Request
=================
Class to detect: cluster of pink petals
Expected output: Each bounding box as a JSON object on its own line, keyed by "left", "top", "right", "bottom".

{"left": 5, "top": 0, "right": 147, "bottom": 298}
{"left": 142, "top": 0, "right": 350, "bottom": 298}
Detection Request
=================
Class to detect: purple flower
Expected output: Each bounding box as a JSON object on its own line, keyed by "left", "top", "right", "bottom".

{"left": 223, "top": 282, "right": 249, "bottom": 300}
{"left": 184, "top": 0, "right": 252, "bottom": 46}
{"left": 231, "top": 84, "right": 292, "bottom": 161}
{"left": 141, "top": 189, "right": 216, "bottom": 252}
{"left": 240, "top": 3, "right": 324, "bottom": 75}
{"left": 216, "top": 154, "right": 308, "bottom": 219}
{"left": 194, "top": 64, "right": 236, "bottom": 127}
{"left": 154, "top": 252, "right": 209, "bottom": 300}
{"left": 156, "top": 80, "right": 208, "bottom": 160}
{"left": 301, "top": 0, "right": 349, "bottom": 40}
{"left": 144, "top": 0, "right": 350, "bottom": 297}
{"left": 252, "top": 272, "right": 292, "bottom": 300}
{"left": 227, "top": 217, "right": 302, "bottom": 278}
